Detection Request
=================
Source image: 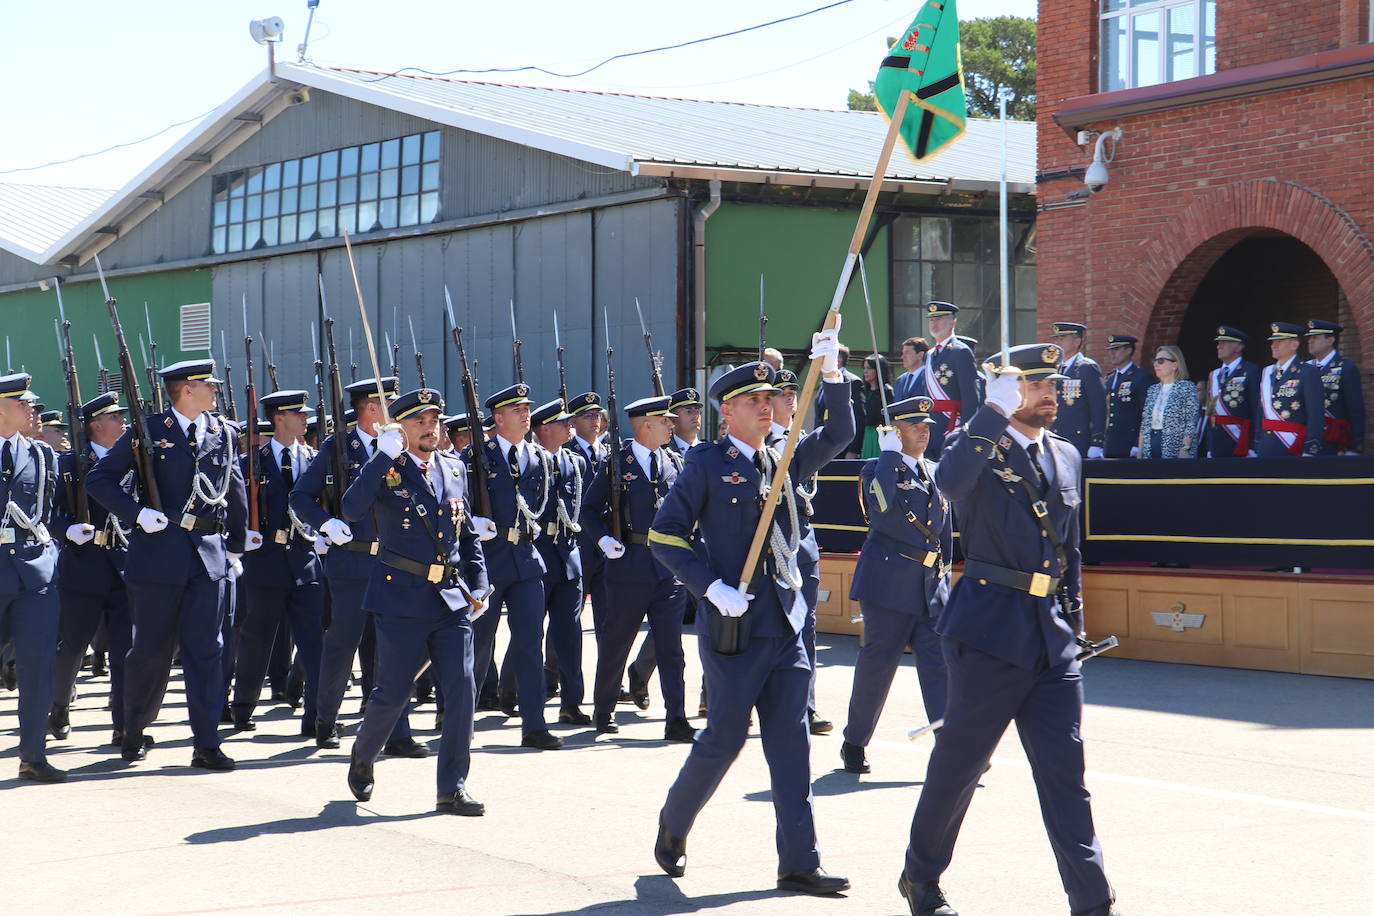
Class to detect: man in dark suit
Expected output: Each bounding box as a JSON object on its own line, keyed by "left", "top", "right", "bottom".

{"left": 1049, "top": 321, "right": 1107, "bottom": 458}
{"left": 87, "top": 359, "right": 251, "bottom": 771}
{"left": 1305, "top": 319, "right": 1365, "bottom": 454}
{"left": 1256, "top": 322, "right": 1326, "bottom": 457}
{"left": 1101, "top": 334, "right": 1151, "bottom": 458}
{"left": 893, "top": 336, "right": 930, "bottom": 401}
{"left": 899, "top": 344, "right": 1119, "bottom": 916}
{"left": 1202, "top": 326, "right": 1261, "bottom": 458}
{"left": 917, "top": 303, "right": 980, "bottom": 460}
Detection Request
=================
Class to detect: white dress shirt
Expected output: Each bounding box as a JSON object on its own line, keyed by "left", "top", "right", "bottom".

{"left": 1005, "top": 425, "right": 1055, "bottom": 486}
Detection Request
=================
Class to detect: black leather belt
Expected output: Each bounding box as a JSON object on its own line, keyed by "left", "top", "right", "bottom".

{"left": 335, "top": 538, "right": 379, "bottom": 555}
{"left": 868, "top": 529, "right": 941, "bottom": 569}
{"left": 261, "top": 527, "right": 300, "bottom": 546}
{"left": 379, "top": 548, "right": 457, "bottom": 585}
{"left": 963, "top": 559, "right": 1059, "bottom": 598}
{"left": 624, "top": 530, "right": 650, "bottom": 546}
{"left": 177, "top": 513, "right": 224, "bottom": 535}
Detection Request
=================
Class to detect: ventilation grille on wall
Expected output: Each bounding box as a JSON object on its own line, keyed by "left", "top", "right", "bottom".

{"left": 180, "top": 302, "right": 212, "bottom": 351}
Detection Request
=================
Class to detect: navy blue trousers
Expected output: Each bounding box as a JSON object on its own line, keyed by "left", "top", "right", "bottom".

{"left": 472, "top": 577, "right": 547, "bottom": 733}
{"left": 594, "top": 577, "right": 686, "bottom": 720}
{"left": 843, "top": 602, "right": 947, "bottom": 746}
{"left": 904, "top": 639, "right": 1111, "bottom": 912}
{"left": 316, "top": 575, "right": 410, "bottom": 740}
{"left": 55, "top": 583, "right": 131, "bottom": 731}
{"left": 124, "top": 574, "right": 227, "bottom": 750}
{"left": 799, "top": 562, "right": 820, "bottom": 715}
{"left": 0, "top": 585, "right": 59, "bottom": 763}
{"left": 502, "top": 569, "right": 585, "bottom": 709}
{"left": 354, "top": 610, "right": 474, "bottom": 795}
{"left": 662, "top": 630, "right": 818, "bottom": 872}
{"left": 233, "top": 581, "right": 325, "bottom": 725}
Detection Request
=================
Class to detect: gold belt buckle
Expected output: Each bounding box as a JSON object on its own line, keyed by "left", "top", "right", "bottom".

{"left": 93, "top": 530, "right": 109, "bottom": 547}
{"left": 368, "top": 541, "right": 379, "bottom": 555}
{"left": 180, "top": 514, "right": 198, "bottom": 531}
{"left": 0, "top": 528, "right": 14, "bottom": 544}
{"left": 506, "top": 528, "right": 519, "bottom": 544}
{"left": 274, "top": 530, "right": 288, "bottom": 545}
{"left": 1028, "top": 572, "right": 1051, "bottom": 598}
{"left": 922, "top": 551, "right": 937, "bottom": 568}
{"left": 546, "top": 522, "right": 559, "bottom": 536}
{"left": 426, "top": 563, "right": 444, "bottom": 584}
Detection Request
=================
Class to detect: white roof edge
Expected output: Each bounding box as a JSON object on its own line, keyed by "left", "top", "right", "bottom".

{"left": 0, "top": 238, "right": 47, "bottom": 265}
{"left": 279, "top": 63, "right": 637, "bottom": 174}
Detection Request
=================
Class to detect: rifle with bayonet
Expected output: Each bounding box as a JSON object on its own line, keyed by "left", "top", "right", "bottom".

{"left": 311, "top": 321, "right": 327, "bottom": 441}
{"left": 633, "top": 297, "right": 666, "bottom": 398}
{"left": 242, "top": 295, "right": 261, "bottom": 532}
{"left": 445, "top": 287, "right": 491, "bottom": 519}
{"left": 144, "top": 303, "right": 165, "bottom": 413}
{"left": 49, "top": 278, "right": 89, "bottom": 524}
{"left": 348, "top": 329, "right": 357, "bottom": 382}
{"left": 262, "top": 339, "right": 280, "bottom": 391}
{"left": 92, "top": 334, "right": 110, "bottom": 394}
{"left": 385, "top": 331, "right": 399, "bottom": 383}
{"left": 139, "top": 335, "right": 157, "bottom": 414}
{"left": 319, "top": 275, "right": 349, "bottom": 516}
{"left": 409, "top": 316, "right": 427, "bottom": 388}
{"left": 759, "top": 274, "right": 768, "bottom": 363}
{"left": 603, "top": 308, "right": 623, "bottom": 541}
{"left": 509, "top": 299, "right": 524, "bottom": 384}
{"left": 96, "top": 254, "right": 161, "bottom": 511}
{"left": 219, "top": 331, "right": 239, "bottom": 421}
{"left": 553, "top": 310, "right": 568, "bottom": 404}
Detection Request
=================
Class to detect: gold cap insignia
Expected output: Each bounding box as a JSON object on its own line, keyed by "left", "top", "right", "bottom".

{"left": 753, "top": 365, "right": 769, "bottom": 381}
{"left": 418, "top": 389, "right": 432, "bottom": 403}
{"left": 1271, "top": 323, "right": 1279, "bottom": 333}
{"left": 916, "top": 397, "right": 933, "bottom": 412}
{"left": 1042, "top": 347, "right": 1058, "bottom": 364}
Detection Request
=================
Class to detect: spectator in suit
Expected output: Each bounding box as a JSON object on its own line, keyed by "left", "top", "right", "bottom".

{"left": 893, "top": 336, "right": 930, "bottom": 401}
{"left": 860, "top": 354, "right": 895, "bottom": 458}
{"left": 762, "top": 347, "right": 785, "bottom": 372}
{"left": 1139, "top": 346, "right": 1201, "bottom": 459}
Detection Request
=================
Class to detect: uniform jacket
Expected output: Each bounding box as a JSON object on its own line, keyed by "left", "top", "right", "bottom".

{"left": 290, "top": 429, "right": 378, "bottom": 581}
{"left": 767, "top": 397, "right": 856, "bottom": 569}
{"left": 1138, "top": 381, "right": 1201, "bottom": 459}
{"left": 582, "top": 440, "right": 680, "bottom": 585}
{"left": 462, "top": 437, "right": 548, "bottom": 584}
{"left": 240, "top": 440, "right": 321, "bottom": 589}
{"left": 534, "top": 447, "right": 585, "bottom": 582}
{"left": 1202, "top": 360, "right": 1262, "bottom": 457}
{"left": 851, "top": 450, "right": 952, "bottom": 614}
{"left": 1051, "top": 353, "right": 1107, "bottom": 455}
{"left": 52, "top": 445, "right": 131, "bottom": 596}
{"left": 0, "top": 434, "right": 59, "bottom": 592}
{"left": 1312, "top": 352, "right": 1365, "bottom": 452}
{"left": 1103, "top": 362, "right": 1152, "bottom": 457}
{"left": 914, "top": 336, "right": 980, "bottom": 456}
{"left": 341, "top": 447, "right": 487, "bottom": 619}
{"left": 812, "top": 369, "right": 866, "bottom": 456}
{"left": 567, "top": 439, "right": 606, "bottom": 581}
{"left": 934, "top": 405, "right": 1083, "bottom": 670}
{"left": 87, "top": 409, "right": 247, "bottom": 585}
{"left": 1256, "top": 358, "right": 1326, "bottom": 457}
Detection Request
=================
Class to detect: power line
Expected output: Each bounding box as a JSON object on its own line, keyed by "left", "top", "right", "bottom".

{"left": 0, "top": 108, "right": 216, "bottom": 177}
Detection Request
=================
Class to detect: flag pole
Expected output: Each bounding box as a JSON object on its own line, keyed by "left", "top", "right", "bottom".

{"left": 736, "top": 89, "right": 912, "bottom": 595}
{"left": 998, "top": 88, "right": 1011, "bottom": 366}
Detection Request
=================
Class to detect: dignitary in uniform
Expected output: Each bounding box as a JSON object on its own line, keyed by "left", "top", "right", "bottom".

{"left": 49, "top": 393, "right": 134, "bottom": 748}
{"left": 1101, "top": 334, "right": 1150, "bottom": 458}
{"left": 1049, "top": 321, "right": 1107, "bottom": 458}
{"left": 291, "top": 377, "right": 422, "bottom": 753}
{"left": 1257, "top": 322, "right": 1326, "bottom": 457}
{"left": 0, "top": 373, "right": 65, "bottom": 781}
{"left": 647, "top": 325, "right": 851, "bottom": 896}
{"left": 87, "top": 359, "right": 251, "bottom": 771}
{"left": 340, "top": 388, "right": 489, "bottom": 814}
{"left": 840, "top": 396, "right": 951, "bottom": 776}
{"left": 231, "top": 390, "right": 325, "bottom": 736}
{"left": 899, "top": 344, "right": 1118, "bottom": 916}
{"left": 582, "top": 394, "right": 692, "bottom": 740}
{"left": 1202, "top": 326, "right": 1261, "bottom": 458}
{"left": 1304, "top": 320, "right": 1365, "bottom": 454}
{"left": 918, "top": 303, "right": 980, "bottom": 460}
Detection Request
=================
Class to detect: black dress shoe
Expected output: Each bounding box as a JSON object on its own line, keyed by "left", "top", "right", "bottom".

{"left": 617, "top": 687, "right": 633, "bottom": 705}
{"left": 476, "top": 694, "right": 500, "bottom": 712}
{"left": 219, "top": 704, "right": 234, "bottom": 724}
{"left": 521, "top": 730, "right": 563, "bottom": 750}
{"left": 110, "top": 729, "right": 124, "bottom": 747}
{"left": 285, "top": 676, "right": 304, "bottom": 710}
{"left": 498, "top": 689, "right": 518, "bottom": 717}
{"left": 898, "top": 872, "right": 957, "bottom": 916}
{"left": 300, "top": 720, "right": 317, "bottom": 739}
{"left": 436, "top": 788, "right": 486, "bottom": 816}
{"left": 382, "top": 738, "right": 429, "bottom": 758}
{"left": 348, "top": 750, "right": 374, "bottom": 802}
{"left": 91, "top": 652, "right": 108, "bottom": 676}
{"left": 558, "top": 707, "right": 592, "bottom": 725}
{"left": 1071, "top": 903, "right": 1121, "bottom": 916}
{"left": 271, "top": 689, "right": 289, "bottom": 703}
{"left": 664, "top": 717, "right": 696, "bottom": 743}
{"left": 434, "top": 710, "right": 444, "bottom": 732}
{"left": 190, "top": 747, "right": 236, "bottom": 771}
{"left": 840, "top": 741, "right": 871, "bottom": 774}
{"left": 808, "top": 711, "right": 834, "bottom": 735}
{"left": 654, "top": 814, "right": 687, "bottom": 877}
{"left": 121, "top": 734, "right": 153, "bottom": 762}
{"left": 628, "top": 667, "right": 651, "bottom": 710}
{"left": 414, "top": 684, "right": 434, "bottom": 706}
{"left": 594, "top": 714, "right": 619, "bottom": 734}
{"left": 777, "top": 868, "right": 850, "bottom": 896}
{"left": 18, "top": 760, "right": 68, "bottom": 783}
{"left": 232, "top": 715, "right": 256, "bottom": 732}
{"left": 316, "top": 723, "right": 341, "bottom": 749}
{"left": 49, "top": 705, "right": 71, "bottom": 740}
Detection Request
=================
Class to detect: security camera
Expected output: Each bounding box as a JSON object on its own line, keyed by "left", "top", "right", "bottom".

{"left": 1084, "top": 127, "right": 1122, "bottom": 193}
{"left": 287, "top": 88, "right": 311, "bottom": 106}
{"left": 249, "top": 16, "right": 285, "bottom": 44}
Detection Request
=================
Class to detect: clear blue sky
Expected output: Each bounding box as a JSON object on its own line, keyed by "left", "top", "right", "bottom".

{"left": 0, "top": 0, "right": 1034, "bottom": 191}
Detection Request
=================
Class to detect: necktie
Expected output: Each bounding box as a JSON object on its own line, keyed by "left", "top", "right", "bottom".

{"left": 753, "top": 451, "right": 766, "bottom": 479}
{"left": 1026, "top": 442, "right": 1050, "bottom": 497}
{"left": 2, "top": 440, "right": 12, "bottom": 479}
{"left": 1222, "top": 365, "right": 1233, "bottom": 382}
{"left": 281, "top": 445, "right": 294, "bottom": 487}
{"left": 508, "top": 444, "right": 520, "bottom": 478}
{"left": 649, "top": 450, "right": 659, "bottom": 483}
{"left": 418, "top": 461, "right": 433, "bottom": 492}
{"left": 186, "top": 421, "right": 197, "bottom": 450}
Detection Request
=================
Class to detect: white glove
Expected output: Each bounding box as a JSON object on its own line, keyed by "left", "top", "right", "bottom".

{"left": 376, "top": 427, "right": 405, "bottom": 459}
{"left": 468, "top": 585, "right": 492, "bottom": 620}
{"left": 244, "top": 530, "right": 264, "bottom": 552}
{"left": 810, "top": 326, "right": 842, "bottom": 375}
{"left": 984, "top": 368, "right": 1024, "bottom": 417}
{"left": 472, "top": 516, "right": 498, "bottom": 542}
{"left": 314, "top": 539, "right": 330, "bottom": 556}
{"left": 705, "top": 579, "right": 754, "bottom": 618}
{"left": 228, "top": 555, "right": 243, "bottom": 577}
{"left": 879, "top": 429, "right": 902, "bottom": 453}
{"left": 1247, "top": 450, "right": 1257, "bottom": 457}
{"left": 137, "top": 508, "right": 168, "bottom": 534}
{"left": 320, "top": 517, "right": 353, "bottom": 545}
{"left": 599, "top": 535, "right": 626, "bottom": 559}
{"left": 1129, "top": 446, "right": 1139, "bottom": 458}
{"left": 65, "top": 523, "right": 96, "bottom": 545}
{"left": 1087, "top": 446, "right": 1105, "bottom": 459}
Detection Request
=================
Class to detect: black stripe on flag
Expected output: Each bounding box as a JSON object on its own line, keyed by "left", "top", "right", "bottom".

{"left": 917, "top": 72, "right": 961, "bottom": 99}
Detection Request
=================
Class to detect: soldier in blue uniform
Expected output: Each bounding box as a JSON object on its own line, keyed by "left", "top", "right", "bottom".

{"left": 291, "top": 377, "right": 423, "bottom": 754}
{"left": 917, "top": 302, "right": 980, "bottom": 460}
{"left": 1256, "top": 322, "right": 1326, "bottom": 457}
{"left": 841, "top": 396, "right": 951, "bottom": 776}
{"left": 49, "top": 393, "right": 134, "bottom": 748}
{"left": 0, "top": 373, "right": 65, "bottom": 782}
{"left": 1304, "top": 319, "right": 1365, "bottom": 454}
{"left": 647, "top": 325, "right": 851, "bottom": 896}
{"left": 582, "top": 394, "right": 692, "bottom": 741}
{"left": 1049, "top": 321, "right": 1107, "bottom": 458}
{"left": 1201, "top": 326, "right": 1261, "bottom": 458}
{"left": 1101, "top": 334, "right": 1151, "bottom": 458}
{"left": 340, "top": 388, "right": 489, "bottom": 815}
{"left": 466, "top": 382, "right": 561, "bottom": 750}
{"left": 86, "top": 359, "right": 250, "bottom": 771}
{"left": 232, "top": 390, "right": 325, "bottom": 736}
{"left": 899, "top": 343, "right": 1119, "bottom": 916}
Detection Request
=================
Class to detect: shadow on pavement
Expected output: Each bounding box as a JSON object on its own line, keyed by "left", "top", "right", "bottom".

{"left": 184, "top": 798, "right": 434, "bottom": 844}
{"left": 529, "top": 874, "right": 793, "bottom": 915}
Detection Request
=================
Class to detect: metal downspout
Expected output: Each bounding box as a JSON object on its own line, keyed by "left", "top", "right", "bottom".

{"left": 693, "top": 179, "right": 722, "bottom": 398}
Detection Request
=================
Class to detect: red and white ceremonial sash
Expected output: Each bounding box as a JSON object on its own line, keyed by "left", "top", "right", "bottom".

{"left": 1312, "top": 356, "right": 1354, "bottom": 449}
{"left": 1260, "top": 364, "right": 1302, "bottom": 455}
{"left": 925, "top": 345, "right": 960, "bottom": 433}
{"left": 1209, "top": 368, "right": 1249, "bottom": 456}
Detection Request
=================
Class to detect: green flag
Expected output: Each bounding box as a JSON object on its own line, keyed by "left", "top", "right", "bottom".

{"left": 875, "top": 0, "right": 967, "bottom": 162}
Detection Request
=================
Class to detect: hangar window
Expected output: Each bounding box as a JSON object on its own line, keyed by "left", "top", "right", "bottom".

{"left": 211, "top": 130, "right": 441, "bottom": 254}
{"left": 1099, "top": 0, "right": 1216, "bottom": 92}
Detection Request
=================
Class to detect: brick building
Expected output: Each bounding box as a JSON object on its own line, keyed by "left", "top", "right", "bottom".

{"left": 1037, "top": 0, "right": 1373, "bottom": 449}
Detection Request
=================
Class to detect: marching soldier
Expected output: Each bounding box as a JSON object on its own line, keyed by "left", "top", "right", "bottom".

{"left": 917, "top": 302, "right": 979, "bottom": 460}
{"left": 582, "top": 395, "right": 692, "bottom": 741}
{"left": 647, "top": 324, "right": 851, "bottom": 896}
{"left": 1202, "top": 326, "right": 1261, "bottom": 458}
{"left": 899, "top": 344, "right": 1118, "bottom": 916}
{"left": 38, "top": 410, "right": 71, "bottom": 453}
{"left": 1305, "top": 320, "right": 1365, "bottom": 454}
{"left": 291, "top": 377, "right": 423, "bottom": 754}
{"left": 1049, "top": 321, "right": 1107, "bottom": 458}
{"left": 445, "top": 412, "right": 482, "bottom": 454}
{"left": 49, "top": 393, "right": 134, "bottom": 748}
{"left": 566, "top": 392, "right": 613, "bottom": 649}
{"left": 231, "top": 390, "right": 325, "bottom": 736}
{"left": 840, "top": 396, "right": 951, "bottom": 776}
{"left": 1257, "top": 322, "right": 1325, "bottom": 457}
{"left": 1102, "top": 334, "right": 1151, "bottom": 458}
{"left": 86, "top": 359, "right": 251, "bottom": 771}
{"left": 0, "top": 373, "right": 65, "bottom": 781}
{"left": 667, "top": 387, "right": 704, "bottom": 455}
{"left": 340, "top": 387, "right": 489, "bottom": 814}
